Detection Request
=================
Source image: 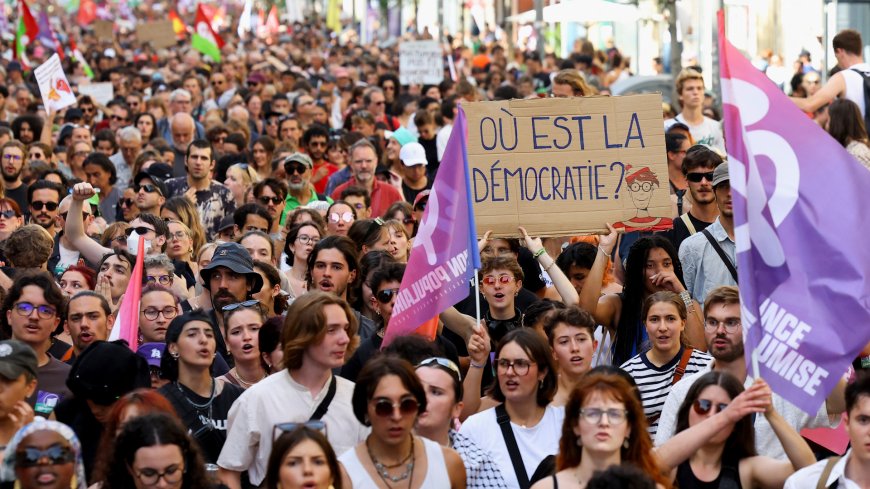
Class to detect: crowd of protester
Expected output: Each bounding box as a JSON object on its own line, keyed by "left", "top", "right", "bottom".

{"left": 0, "top": 8, "right": 867, "bottom": 489}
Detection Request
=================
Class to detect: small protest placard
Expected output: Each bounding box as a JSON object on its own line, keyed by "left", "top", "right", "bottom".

{"left": 399, "top": 41, "right": 443, "bottom": 85}
{"left": 136, "top": 20, "right": 176, "bottom": 49}
{"left": 77, "top": 82, "right": 114, "bottom": 105}
{"left": 93, "top": 20, "right": 113, "bottom": 39}
{"left": 463, "top": 94, "right": 672, "bottom": 237}
{"left": 34, "top": 54, "right": 77, "bottom": 113}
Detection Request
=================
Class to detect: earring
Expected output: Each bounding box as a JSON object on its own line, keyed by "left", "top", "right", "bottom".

{"left": 576, "top": 437, "right": 582, "bottom": 447}
{"left": 538, "top": 379, "right": 543, "bottom": 389}
{"left": 623, "top": 438, "right": 629, "bottom": 449}
{"left": 171, "top": 352, "right": 179, "bottom": 359}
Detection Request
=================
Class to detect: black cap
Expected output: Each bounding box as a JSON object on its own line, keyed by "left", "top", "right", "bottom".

{"left": 217, "top": 215, "right": 235, "bottom": 234}
{"left": 199, "top": 242, "right": 263, "bottom": 291}
{"left": 66, "top": 341, "right": 151, "bottom": 405}
{"left": 133, "top": 167, "right": 170, "bottom": 197}
{"left": 0, "top": 340, "right": 38, "bottom": 381}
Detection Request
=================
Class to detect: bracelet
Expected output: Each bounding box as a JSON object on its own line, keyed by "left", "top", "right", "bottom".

{"left": 598, "top": 246, "right": 611, "bottom": 258}
{"left": 533, "top": 248, "right": 546, "bottom": 258}
{"left": 469, "top": 361, "right": 486, "bottom": 369}
{"left": 679, "top": 290, "right": 694, "bottom": 309}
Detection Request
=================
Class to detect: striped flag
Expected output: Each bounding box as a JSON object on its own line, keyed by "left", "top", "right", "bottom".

{"left": 69, "top": 38, "right": 94, "bottom": 79}
{"left": 192, "top": 3, "right": 223, "bottom": 62}
{"left": 15, "top": 0, "right": 38, "bottom": 68}
{"left": 109, "top": 236, "right": 144, "bottom": 350}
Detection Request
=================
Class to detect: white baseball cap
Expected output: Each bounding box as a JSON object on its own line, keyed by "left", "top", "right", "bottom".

{"left": 399, "top": 142, "right": 427, "bottom": 167}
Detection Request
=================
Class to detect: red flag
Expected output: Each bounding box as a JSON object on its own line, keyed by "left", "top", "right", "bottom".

{"left": 109, "top": 236, "right": 144, "bottom": 350}
{"left": 266, "top": 5, "right": 279, "bottom": 35}
{"left": 169, "top": 10, "right": 186, "bottom": 39}
{"left": 15, "top": 0, "right": 39, "bottom": 65}
{"left": 77, "top": 0, "right": 97, "bottom": 26}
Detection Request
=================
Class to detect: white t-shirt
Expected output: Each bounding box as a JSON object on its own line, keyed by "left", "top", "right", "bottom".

{"left": 460, "top": 404, "right": 564, "bottom": 489}
{"left": 653, "top": 362, "right": 839, "bottom": 459}
{"left": 841, "top": 62, "right": 870, "bottom": 116}
{"left": 436, "top": 123, "right": 453, "bottom": 161}
{"left": 55, "top": 242, "right": 80, "bottom": 275}
{"left": 665, "top": 115, "right": 725, "bottom": 153}
{"left": 217, "top": 371, "right": 369, "bottom": 485}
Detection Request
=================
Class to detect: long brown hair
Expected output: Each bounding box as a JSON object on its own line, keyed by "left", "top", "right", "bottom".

{"left": 558, "top": 373, "right": 670, "bottom": 488}
{"left": 674, "top": 371, "right": 756, "bottom": 465}
{"left": 828, "top": 98, "right": 870, "bottom": 146}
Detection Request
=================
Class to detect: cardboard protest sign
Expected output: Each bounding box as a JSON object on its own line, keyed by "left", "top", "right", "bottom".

{"left": 34, "top": 54, "right": 77, "bottom": 113}
{"left": 92, "top": 20, "right": 113, "bottom": 39}
{"left": 399, "top": 41, "right": 443, "bottom": 85}
{"left": 77, "top": 82, "right": 114, "bottom": 105}
{"left": 463, "top": 94, "right": 672, "bottom": 238}
{"left": 136, "top": 20, "right": 176, "bottom": 49}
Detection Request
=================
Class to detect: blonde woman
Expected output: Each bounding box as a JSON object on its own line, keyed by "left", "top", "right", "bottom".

{"left": 224, "top": 163, "right": 261, "bottom": 207}
{"left": 166, "top": 220, "right": 200, "bottom": 277}
{"left": 161, "top": 196, "right": 207, "bottom": 258}
{"left": 383, "top": 218, "right": 411, "bottom": 263}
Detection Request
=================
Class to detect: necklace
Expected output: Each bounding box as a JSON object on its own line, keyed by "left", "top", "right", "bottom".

{"left": 367, "top": 435, "right": 415, "bottom": 485}
{"left": 231, "top": 367, "right": 265, "bottom": 388}
{"left": 175, "top": 379, "right": 216, "bottom": 430}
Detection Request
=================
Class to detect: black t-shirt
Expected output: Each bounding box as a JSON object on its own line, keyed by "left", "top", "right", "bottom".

{"left": 158, "top": 381, "right": 244, "bottom": 463}
{"left": 667, "top": 213, "right": 714, "bottom": 253}
{"left": 420, "top": 137, "right": 439, "bottom": 177}
{"left": 401, "top": 180, "right": 431, "bottom": 205}
{"left": 6, "top": 184, "right": 28, "bottom": 217}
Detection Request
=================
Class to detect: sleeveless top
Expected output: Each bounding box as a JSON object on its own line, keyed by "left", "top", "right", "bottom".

{"left": 339, "top": 437, "right": 450, "bottom": 489}
{"left": 676, "top": 460, "right": 743, "bottom": 489}
{"left": 841, "top": 62, "right": 870, "bottom": 116}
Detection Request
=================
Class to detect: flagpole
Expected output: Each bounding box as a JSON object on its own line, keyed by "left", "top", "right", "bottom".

{"left": 473, "top": 268, "right": 481, "bottom": 333}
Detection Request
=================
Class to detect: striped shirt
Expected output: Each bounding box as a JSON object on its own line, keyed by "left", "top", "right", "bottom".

{"left": 620, "top": 347, "right": 712, "bottom": 436}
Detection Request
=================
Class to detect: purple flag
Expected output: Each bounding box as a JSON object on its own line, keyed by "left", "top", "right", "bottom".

{"left": 719, "top": 12, "right": 870, "bottom": 414}
{"left": 383, "top": 108, "right": 480, "bottom": 347}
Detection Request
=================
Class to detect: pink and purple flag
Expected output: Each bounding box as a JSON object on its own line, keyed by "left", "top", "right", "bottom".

{"left": 109, "top": 236, "right": 144, "bottom": 350}
{"left": 383, "top": 108, "right": 481, "bottom": 347}
{"left": 718, "top": 11, "right": 870, "bottom": 414}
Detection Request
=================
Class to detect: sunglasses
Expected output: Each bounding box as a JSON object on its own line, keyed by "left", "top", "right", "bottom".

{"left": 0, "top": 210, "right": 17, "bottom": 219}
{"left": 375, "top": 288, "right": 400, "bottom": 304}
{"left": 693, "top": 399, "right": 729, "bottom": 416}
{"left": 371, "top": 397, "right": 419, "bottom": 418}
{"left": 120, "top": 198, "right": 135, "bottom": 208}
{"left": 402, "top": 217, "right": 415, "bottom": 225}
{"left": 31, "top": 201, "right": 58, "bottom": 211}
{"left": 15, "top": 443, "right": 75, "bottom": 468}
{"left": 124, "top": 226, "right": 155, "bottom": 236}
{"left": 258, "top": 196, "right": 283, "bottom": 206}
{"left": 110, "top": 115, "right": 128, "bottom": 121}
{"left": 482, "top": 274, "right": 515, "bottom": 286}
{"left": 60, "top": 211, "right": 90, "bottom": 221}
{"left": 418, "top": 357, "right": 462, "bottom": 381}
{"left": 222, "top": 299, "right": 260, "bottom": 312}
{"left": 329, "top": 212, "right": 354, "bottom": 223}
{"left": 273, "top": 421, "right": 326, "bottom": 441}
{"left": 135, "top": 184, "right": 161, "bottom": 195}
{"left": 686, "top": 171, "right": 715, "bottom": 183}
{"left": 285, "top": 163, "right": 306, "bottom": 175}
{"left": 415, "top": 201, "right": 427, "bottom": 211}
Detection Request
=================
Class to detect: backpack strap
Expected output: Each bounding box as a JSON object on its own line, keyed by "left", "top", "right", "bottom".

{"left": 701, "top": 228, "right": 738, "bottom": 283}
{"left": 816, "top": 456, "right": 841, "bottom": 489}
{"left": 647, "top": 348, "right": 694, "bottom": 426}
{"left": 495, "top": 404, "right": 530, "bottom": 489}
{"left": 680, "top": 213, "right": 697, "bottom": 235}
{"left": 850, "top": 68, "right": 870, "bottom": 131}
{"left": 309, "top": 375, "right": 337, "bottom": 421}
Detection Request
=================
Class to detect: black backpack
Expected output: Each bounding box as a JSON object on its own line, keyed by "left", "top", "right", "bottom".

{"left": 850, "top": 68, "right": 870, "bottom": 131}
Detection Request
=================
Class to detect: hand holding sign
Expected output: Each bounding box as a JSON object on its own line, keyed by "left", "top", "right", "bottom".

{"left": 34, "top": 54, "right": 77, "bottom": 113}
